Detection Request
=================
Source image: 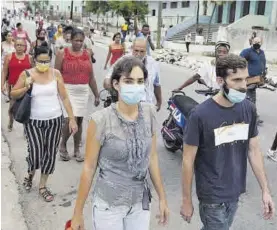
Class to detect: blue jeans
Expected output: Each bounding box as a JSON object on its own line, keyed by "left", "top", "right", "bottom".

{"left": 199, "top": 201, "right": 238, "bottom": 230}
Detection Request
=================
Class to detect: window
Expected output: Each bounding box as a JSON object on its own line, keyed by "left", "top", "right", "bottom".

{"left": 163, "top": 3, "right": 167, "bottom": 9}
{"left": 257, "top": 1, "right": 266, "bottom": 15}
{"left": 182, "top": 1, "right": 190, "bottom": 8}
{"left": 50, "top": 5, "right": 54, "bottom": 10}
{"left": 229, "top": 1, "right": 236, "bottom": 23}
{"left": 152, "top": 9, "right": 156, "bottom": 16}
{"left": 217, "top": 4, "right": 223, "bottom": 23}
{"left": 170, "top": 2, "right": 178, "bottom": 9}
{"left": 75, "top": 6, "right": 78, "bottom": 12}
{"left": 242, "top": 1, "right": 250, "bottom": 17}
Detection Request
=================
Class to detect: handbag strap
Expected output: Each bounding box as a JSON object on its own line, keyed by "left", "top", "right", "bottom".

{"left": 25, "top": 70, "right": 33, "bottom": 93}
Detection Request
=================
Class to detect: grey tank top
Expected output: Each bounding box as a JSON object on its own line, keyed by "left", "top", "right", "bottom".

{"left": 90, "top": 102, "right": 157, "bottom": 207}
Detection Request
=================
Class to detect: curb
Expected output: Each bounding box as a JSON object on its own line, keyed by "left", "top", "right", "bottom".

{"left": 1, "top": 131, "right": 29, "bottom": 230}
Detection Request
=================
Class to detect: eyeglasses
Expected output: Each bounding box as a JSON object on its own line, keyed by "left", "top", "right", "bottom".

{"left": 16, "top": 44, "right": 26, "bottom": 47}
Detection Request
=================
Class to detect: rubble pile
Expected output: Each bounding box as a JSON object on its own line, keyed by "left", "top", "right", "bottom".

{"left": 153, "top": 49, "right": 204, "bottom": 71}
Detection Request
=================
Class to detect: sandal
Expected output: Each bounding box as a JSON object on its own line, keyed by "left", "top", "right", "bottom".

{"left": 39, "top": 187, "right": 54, "bottom": 202}
{"left": 59, "top": 148, "right": 70, "bottom": 161}
{"left": 23, "top": 174, "right": 33, "bottom": 192}
{"left": 74, "top": 151, "right": 84, "bottom": 162}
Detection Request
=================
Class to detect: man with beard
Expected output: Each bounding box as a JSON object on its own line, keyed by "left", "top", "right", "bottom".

{"left": 240, "top": 37, "right": 266, "bottom": 125}
{"left": 175, "top": 41, "right": 230, "bottom": 91}
{"left": 180, "top": 54, "right": 275, "bottom": 230}
{"left": 103, "top": 38, "right": 162, "bottom": 111}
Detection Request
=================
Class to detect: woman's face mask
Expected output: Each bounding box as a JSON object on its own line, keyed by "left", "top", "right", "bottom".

{"left": 119, "top": 84, "right": 145, "bottom": 105}
{"left": 36, "top": 61, "right": 50, "bottom": 72}
{"left": 58, "top": 28, "right": 63, "bottom": 33}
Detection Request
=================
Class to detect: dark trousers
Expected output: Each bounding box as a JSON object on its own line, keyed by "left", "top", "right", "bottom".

{"left": 199, "top": 201, "right": 238, "bottom": 230}
{"left": 271, "top": 132, "right": 277, "bottom": 151}
{"left": 186, "top": 42, "right": 191, "bottom": 53}
{"left": 246, "top": 88, "right": 256, "bottom": 105}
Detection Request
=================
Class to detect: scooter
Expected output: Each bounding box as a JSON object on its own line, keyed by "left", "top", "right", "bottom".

{"left": 161, "top": 88, "right": 219, "bottom": 152}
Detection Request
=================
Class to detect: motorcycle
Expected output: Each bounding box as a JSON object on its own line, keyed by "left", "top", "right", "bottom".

{"left": 161, "top": 88, "right": 219, "bottom": 152}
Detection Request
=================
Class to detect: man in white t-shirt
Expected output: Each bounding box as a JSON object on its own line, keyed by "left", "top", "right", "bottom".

{"left": 103, "top": 37, "right": 162, "bottom": 111}
{"left": 175, "top": 41, "right": 230, "bottom": 91}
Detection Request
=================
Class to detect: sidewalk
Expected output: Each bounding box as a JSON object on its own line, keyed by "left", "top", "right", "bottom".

{"left": 1, "top": 135, "right": 28, "bottom": 230}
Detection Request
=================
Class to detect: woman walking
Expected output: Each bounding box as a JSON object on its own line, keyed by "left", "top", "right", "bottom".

{"left": 71, "top": 56, "right": 169, "bottom": 230}
{"left": 55, "top": 28, "right": 100, "bottom": 162}
{"left": 12, "top": 22, "right": 31, "bottom": 53}
{"left": 104, "top": 32, "right": 125, "bottom": 70}
{"left": 30, "top": 29, "right": 48, "bottom": 55}
{"left": 10, "top": 43, "right": 78, "bottom": 202}
{"left": 1, "top": 31, "right": 15, "bottom": 102}
{"left": 1, "top": 38, "right": 32, "bottom": 131}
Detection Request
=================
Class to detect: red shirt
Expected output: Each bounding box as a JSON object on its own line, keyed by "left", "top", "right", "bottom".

{"left": 110, "top": 46, "right": 124, "bottom": 65}
{"left": 61, "top": 48, "right": 92, "bottom": 84}
{"left": 8, "top": 53, "right": 31, "bottom": 85}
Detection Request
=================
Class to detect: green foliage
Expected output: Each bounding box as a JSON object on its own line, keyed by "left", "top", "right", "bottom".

{"left": 85, "top": 1, "right": 149, "bottom": 21}
{"left": 85, "top": 1, "right": 111, "bottom": 15}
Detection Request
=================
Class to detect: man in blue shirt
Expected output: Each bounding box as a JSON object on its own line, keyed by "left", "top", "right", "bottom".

{"left": 134, "top": 16, "right": 155, "bottom": 56}
{"left": 240, "top": 37, "right": 266, "bottom": 124}
{"left": 46, "top": 22, "right": 57, "bottom": 44}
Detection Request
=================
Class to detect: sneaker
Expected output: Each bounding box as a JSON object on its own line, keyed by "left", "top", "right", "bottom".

{"left": 267, "top": 149, "right": 277, "bottom": 162}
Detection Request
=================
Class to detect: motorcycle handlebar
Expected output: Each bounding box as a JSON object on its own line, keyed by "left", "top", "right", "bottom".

{"left": 195, "top": 89, "right": 220, "bottom": 96}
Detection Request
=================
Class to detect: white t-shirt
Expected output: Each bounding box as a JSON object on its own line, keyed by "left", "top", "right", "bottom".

{"left": 197, "top": 61, "right": 220, "bottom": 89}
{"left": 106, "top": 54, "right": 161, "bottom": 104}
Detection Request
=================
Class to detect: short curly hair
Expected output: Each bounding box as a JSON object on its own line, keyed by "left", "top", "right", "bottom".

{"left": 216, "top": 54, "right": 247, "bottom": 79}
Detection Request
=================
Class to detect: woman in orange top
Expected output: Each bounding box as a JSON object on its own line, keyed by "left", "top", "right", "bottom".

{"left": 104, "top": 32, "right": 125, "bottom": 70}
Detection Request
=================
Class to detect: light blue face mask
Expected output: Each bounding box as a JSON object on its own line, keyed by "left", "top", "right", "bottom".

{"left": 120, "top": 84, "right": 145, "bottom": 105}
{"left": 224, "top": 88, "right": 246, "bottom": 103}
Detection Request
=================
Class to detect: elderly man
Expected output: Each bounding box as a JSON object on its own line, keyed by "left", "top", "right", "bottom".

{"left": 103, "top": 38, "right": 162, "bottom": 111}
{"left": 240, "top": 36, "right": 266, "bottom": 124}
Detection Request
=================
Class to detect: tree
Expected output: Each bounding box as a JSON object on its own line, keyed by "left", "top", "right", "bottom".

{"left": 31, "top": 0, "right": 49, "bottom": 14}
{"left": 108, "top": 1, "right": 149, "bottom": 23}
{"left": 156, "top": 1, "right": 162, "bottom": 49}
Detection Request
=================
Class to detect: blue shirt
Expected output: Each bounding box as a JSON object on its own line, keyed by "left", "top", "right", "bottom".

{"left": 240, "top": 47, "right": 266, "bottom": 77}
{"left": 46, "top": 26, "right": 56, "bottom": 39}
{"left": 137, "top": 32, "right": 151, "bottom": 55}
{"left": 184, "top": 98, "right": 258, "bottom": 203}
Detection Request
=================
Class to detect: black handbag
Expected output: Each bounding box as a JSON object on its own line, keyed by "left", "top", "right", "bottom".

{"left": 12, "top": 70, "right": 33, "bottom": 124}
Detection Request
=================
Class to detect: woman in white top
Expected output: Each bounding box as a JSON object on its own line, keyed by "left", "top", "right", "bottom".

{"left": 10, "top": 43, "right": 78, "bottom": 202}
{"left": 1, "top": 31, "right": 15, "bottom": 102}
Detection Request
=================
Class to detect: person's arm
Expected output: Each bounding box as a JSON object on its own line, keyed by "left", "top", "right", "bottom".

{"left": 54, "top": 49, "right": 64, "bottom": 71}
{"left": 104, "top": 45, "right": 112, "bottom": 69}
{"left": 28, "top": 54, "right": 34, "bottom": 67}
{"left": 147, "top": 36, "right": 155, "bottom": 51}
{"left": 154, "top": 85, "right": 162, "bottom": 110}
{"left": 10, "top": 71, "right": 31, "bottom": 99}
{"left": 71, "top": 119, "right": 101, "bottom": 227}
{"left": 240, "top": 49, "right": 250, "bottom": 61}
{"left": 1, "top": 54, "right": 11, "bottom": 91}
{"left": 87, "top": 56, "right": 100, "bottom": 104}
{"left": 56, "top": 70, "right": 74, "bottom": 120}
{"left": 176, "top": 73, "right": 201, "bottom": 90}
{"left": 25, "top": 31, "right": 31, "bottom": 44}
{"left": 134, "top": 16, "right": 140, "bottom": 36}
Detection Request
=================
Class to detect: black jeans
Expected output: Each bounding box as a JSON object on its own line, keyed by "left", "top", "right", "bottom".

{"left": 271, "top": 132, "right": 277, "bottom": 151}
{"left": 199, "top": 201, "right": 238, "bottom": 230}
{"left": 246, "top": 88, "right": 256, "bottom": 105}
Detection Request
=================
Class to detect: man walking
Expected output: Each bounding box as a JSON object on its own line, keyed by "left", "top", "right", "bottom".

{"left": 240, "top": 36, "right": 266, "bottom": 124}
{"left": 103, "top": 38, "right": 162, "bottom": 111}
{"left": 180, "top": 54, "right": 275, "bottom": 230}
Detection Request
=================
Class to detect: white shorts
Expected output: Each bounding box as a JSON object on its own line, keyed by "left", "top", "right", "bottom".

{"left": 92, "top": 196, "right": 151, "bottom": 230}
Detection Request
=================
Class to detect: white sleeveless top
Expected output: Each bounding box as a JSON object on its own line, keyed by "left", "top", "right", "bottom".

{"left": 30, "top": 73, "right": 62, "bottom": 120}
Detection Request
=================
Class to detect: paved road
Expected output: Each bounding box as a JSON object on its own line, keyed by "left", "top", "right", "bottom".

{"left": 2, "top": 21, "right": 277, "bottom": 230}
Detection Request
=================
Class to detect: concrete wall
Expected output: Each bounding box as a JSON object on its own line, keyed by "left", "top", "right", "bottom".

{"left": 226, "top": 15, "right": 270, "bottom": 30}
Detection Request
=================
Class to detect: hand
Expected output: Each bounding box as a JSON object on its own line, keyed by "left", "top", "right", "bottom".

{"left": 94, "top": 97, "right": 100, "bottom": 107}
{"left": 69, "top": 118, "right": 78, "bottom": 135}
{"left": 262, "top": 191, "right": 275, "bottom": 220}
{"left": 156, "top": 199, "right": 169, "bottom": 225}
{"left": 1, "top": 84, "right": 6, "bottom": 94}
{"left": 25, "top": 77, "right": 33, "bottom": 89}
{"left": 180, "top": 199, "right": 194, "bottom": 223}
{"left": 156, "top": 102, "right": 161, "bottom": 112}
{"left": 70, "top": 214, "right": 84, "bottom": 230}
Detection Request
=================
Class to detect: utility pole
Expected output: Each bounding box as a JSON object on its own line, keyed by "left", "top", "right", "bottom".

{"left": 156, "top": 1, "right": 162, "bottom": 49}
{"left": 70, "top": 0, "right": 74, "bottom": 20}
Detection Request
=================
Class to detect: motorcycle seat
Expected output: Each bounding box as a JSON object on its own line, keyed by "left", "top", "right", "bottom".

{"left": 173, "top": 95, "right": 198, "bottom": 118}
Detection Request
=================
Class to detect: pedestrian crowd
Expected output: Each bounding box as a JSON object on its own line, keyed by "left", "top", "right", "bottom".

{"left": 1, "top": 12, "right": 276, "bottom": 230}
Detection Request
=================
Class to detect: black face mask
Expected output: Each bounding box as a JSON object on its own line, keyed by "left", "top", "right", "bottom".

{"left": 38, "top": 37, "right": 45, "bottom": 41}
{"left": 253, "top": 43, "right": 261, "bottom": 50}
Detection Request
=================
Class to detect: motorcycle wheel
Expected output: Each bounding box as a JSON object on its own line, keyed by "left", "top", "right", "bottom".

{"left": 162, "top": 116, "right": 180, "bottom": 152}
